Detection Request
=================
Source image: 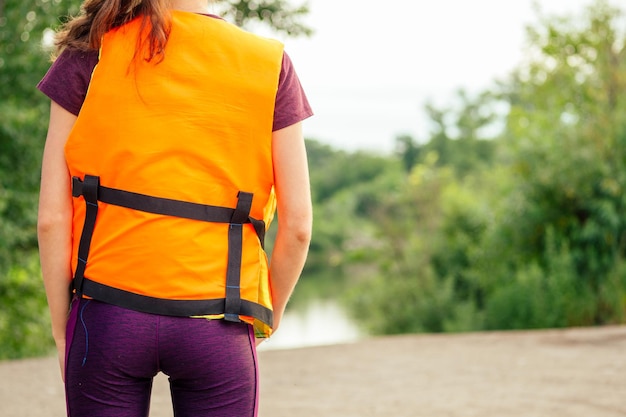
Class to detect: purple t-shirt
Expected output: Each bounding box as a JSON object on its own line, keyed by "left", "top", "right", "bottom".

{"left": 38, "top": 27, "right": 312, "bottom": 131}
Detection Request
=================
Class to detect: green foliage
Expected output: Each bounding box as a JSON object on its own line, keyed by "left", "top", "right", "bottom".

{"left": 0, "top": 255, "right": 52, "bottom": 360}
{"left": 344, "top": 155, "right": 457, "bottom": 334}
{"left": 0, "top": 1, "right": 66, "bottom": 359}
{"left": 347, "top": 268, "right": 457, "bottom": 335}
{"left": 216, "top": 0, "right": 313, "bottom": 37}
{"left": 0, "top": 0, "right": 71, "bottom": 272}
{"left": 342, "top": 0, "right": 626, "bottom": 336}
{"left": 493, "top": 0, "right": 626, "bottom": 317}
{"left": 395, "top": 90, "right": 499, "bottom": 177}
{"left": 485, "top": 231, "right": 591, "bottom": 330}
{"left": 304, "top": 140, "right": 403, "bottom": 277}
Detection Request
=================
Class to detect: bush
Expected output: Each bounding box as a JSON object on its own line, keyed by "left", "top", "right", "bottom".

{"left": 0, "top": 256, "right": 52, "bottom": 360}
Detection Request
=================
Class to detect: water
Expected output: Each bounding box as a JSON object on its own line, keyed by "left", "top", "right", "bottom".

{"left": 258, "top": 299, "right": 363, "bottom": 350}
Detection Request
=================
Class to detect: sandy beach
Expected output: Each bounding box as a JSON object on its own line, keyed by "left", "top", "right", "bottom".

{"left": 2, "top": 325, "right": 625, "bottom": 416}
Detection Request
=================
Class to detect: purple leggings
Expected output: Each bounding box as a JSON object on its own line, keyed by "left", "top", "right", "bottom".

{"left": 65, "top": 298, "right": 258, "bottom": 417}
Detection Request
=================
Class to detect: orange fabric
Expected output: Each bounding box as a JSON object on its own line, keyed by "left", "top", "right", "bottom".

{"left": 64, "top": 11, "right": 283, "bottom": 336}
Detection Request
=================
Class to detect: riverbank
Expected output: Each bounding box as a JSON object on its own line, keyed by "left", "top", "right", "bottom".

{"left": 2, "top": 325, "right": 625, "bottom": 416}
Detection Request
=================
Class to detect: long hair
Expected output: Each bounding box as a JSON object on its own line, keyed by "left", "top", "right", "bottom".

{"left": 55, "top": 0, "right": 172, "bottom": 62}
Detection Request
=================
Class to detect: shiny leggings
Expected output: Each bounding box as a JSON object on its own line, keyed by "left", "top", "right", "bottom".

{"left": 65, "top": 298, "right": 258, "bottom": 417}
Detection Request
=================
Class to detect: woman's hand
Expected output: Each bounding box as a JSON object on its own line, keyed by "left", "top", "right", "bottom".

{"left": 255, "top": 309, "right": 284, "bottom": 347}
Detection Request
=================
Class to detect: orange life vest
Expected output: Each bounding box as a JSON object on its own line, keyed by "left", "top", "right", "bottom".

{"left": 65, "top": 11, "right": 284, "bottom": 337}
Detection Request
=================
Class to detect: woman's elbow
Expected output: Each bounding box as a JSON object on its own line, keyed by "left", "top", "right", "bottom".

{"left": 280, "top": 212, "right": 312, "bottom": 247}
{"left": 37, "top": 209, "right": 69, "bottom": 237}
{"left": 293, "top": 221, "right": 312, "bottom": 246}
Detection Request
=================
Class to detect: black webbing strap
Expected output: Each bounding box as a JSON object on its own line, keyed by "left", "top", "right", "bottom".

{"left": 71, "top": 175, "right": 272, "bottom": 326}
{"left": 71, "top": 176, "right": 266, "bottom": 247}
{"left": 224, "top": 192, "right": 253, "bottom": 322}
{"left": 73, "top": 175, "right": 100, "bottom": 295}
{"left": 81, "top": 278, "right": 273, "bottom": 325}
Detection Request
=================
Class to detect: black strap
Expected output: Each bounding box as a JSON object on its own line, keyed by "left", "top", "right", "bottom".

{"left": 81, "top": 278, "right": 273, "bottom": 326}
{"left": 72, "top": 176, "right": 266, "bottom": 248}
{"left": 73, "top": 175, "right": 100, "bottom": 295}
{"left": 224, "top": 192, "right": 253, "bottom": 322}
{"left": 71, "top": 175, "right": 272, "bottom": 327}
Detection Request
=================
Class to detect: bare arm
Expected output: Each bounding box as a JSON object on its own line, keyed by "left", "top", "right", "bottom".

{"left": 269, "top": 122, "right": 313, "bottom": 334}
{"left": 38, "top": 101, "right": 76, "bottom": 379}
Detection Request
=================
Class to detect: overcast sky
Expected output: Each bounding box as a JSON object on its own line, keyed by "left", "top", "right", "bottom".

{"left": 257, "top": 0, "right": 607, "bottom": 153}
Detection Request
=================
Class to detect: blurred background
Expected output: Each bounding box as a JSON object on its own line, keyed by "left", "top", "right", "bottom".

{"left": 1, "top": 0, "right": 625, "bottom": 357}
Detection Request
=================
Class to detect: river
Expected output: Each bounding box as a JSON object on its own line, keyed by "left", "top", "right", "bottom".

{"left": 258, "top": 299, "right": 363, "bottom": 350}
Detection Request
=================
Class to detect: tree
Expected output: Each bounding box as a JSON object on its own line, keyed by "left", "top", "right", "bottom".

{"left": 348, "top": 0, "right": 626, "bottom": 335}
{"left": 215, "top": 0, "right": 312, "bottom": 36}
{"left": 394, "top": 90, "right": 499, "bottom": 176}
{"left": 0, "top": 0, "right": 311, "bottom": 359}
{"left": 447, "top": 0, "right": 626, "bottom": 330}
{"left": 499, "top": 1, "right": 625, "bottom": 280}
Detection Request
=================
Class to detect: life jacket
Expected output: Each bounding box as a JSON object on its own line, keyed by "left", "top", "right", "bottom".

{"left": 64, "top": 11, "right": 284, "bottom": 337}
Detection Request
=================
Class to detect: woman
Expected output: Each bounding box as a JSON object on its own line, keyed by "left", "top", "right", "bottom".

{"left": 37, "top": 0, "right": 313, "bottom": 415}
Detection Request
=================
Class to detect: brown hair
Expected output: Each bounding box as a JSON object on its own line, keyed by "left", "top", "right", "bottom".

{"left": 55, "top": 0, "right": 172, "bottom": 62}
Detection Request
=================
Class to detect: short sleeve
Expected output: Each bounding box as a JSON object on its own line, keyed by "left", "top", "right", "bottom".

{"left": 37, "top": 49, "right": 99, "bottom": 116}
{"left": 272, "top": 52, "right": 313, "bottom": 131}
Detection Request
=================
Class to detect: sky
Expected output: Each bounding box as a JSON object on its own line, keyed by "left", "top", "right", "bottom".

{"left": 258, "top": 0, "right": 609, "bottom": 153}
